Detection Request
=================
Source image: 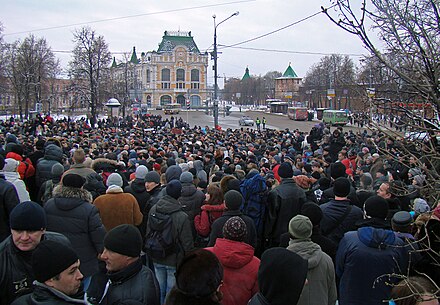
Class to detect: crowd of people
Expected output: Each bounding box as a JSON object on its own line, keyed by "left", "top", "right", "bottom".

{"left": 0, "top": 112, "right": 439, "bottom": 305}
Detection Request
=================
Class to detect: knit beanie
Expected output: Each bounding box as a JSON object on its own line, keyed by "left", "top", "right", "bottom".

{"left": 391, "top": 211, "right": 413, "bottom": 228}
{"left": 413, "top": 198, "right": 430, "bottom": 214}
{"left": 294, "top": 175, "right": 312, "bottom": 189}
{"left": 222, "top": 216, "right": 247, "bottom": 242}
{"left": 145, "top": 171, "right": 160, "bottom": 184}
{"left": 32, "top": 240, "right": 78, "bottom": 283}
{"left": 224, "top": 190, "right": 243, "bottom": 211}
{"left": 278, "top": 162, "right": 293, "bottom": 179}
{"left": 180, "top": 172, "right": 193, "bottom": 184}
{"left": 364, "top": 195, "right": 389, "bottom": 219}
{"left": 289, "top": 215, "right": 313, "bottom": 240}
{"left": 333, "top": 177, "right": 351, "bottom": 197}
{"left": 51, "top": 163, "right": 65, "bottom": 177}
{"left": 10, "top": 201, "right": 46, "bottom": 231}
{"left": 166, "top": 180, "right": 182, "bottom": 199}
{"left": 3, "top": 158, "right": 19, "bottom": 172}
{"left": 300, "top": 203, "right": 323, "bottom": 226}
{"left": 104, "top": 224, "right": 142, "bottom": 257}
{"left": 62, "top": 173, "right": 85, "bottom": 188}
{"left": 135, "top": 165, "right": 149, "bottom": 180}
{"left": 331, "top": 162, "right": 347, "bottom": 179}
{"left": 106, "top": 173, "right": 123, "bottom": 187}
{"left": 226, "top": 179, "right": 241, "bottom": 193}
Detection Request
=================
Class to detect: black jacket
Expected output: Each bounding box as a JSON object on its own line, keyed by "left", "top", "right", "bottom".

{"left": 35, "top": 144, "right": 63, "bottom": 190}
{"left": 0, "top": 232, "right": 70, "bottom": 305}
{"left": 44, "top": 185, "right": 106, "bottom": 277}
{"left": 0, "top": 175, "right": 20, "bottom": 242}
{"left": 124, "top": 178, "right": 151, "bottom": 238}
{"left": 178, "top": 182, "right": 205, "bottom": 222}
{"left": 12, "top": 282, "right": 86, "bottom": 305}
{"left": 208, "top": 210, "right": 257, "bottom": 248}
{"left": 87, "top": 259, "right": 160, "bottom": 305}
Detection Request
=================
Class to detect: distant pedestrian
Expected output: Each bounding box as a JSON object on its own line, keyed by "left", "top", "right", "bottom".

{"left": 262, "top": 117, "right": 266, "bottom": 129}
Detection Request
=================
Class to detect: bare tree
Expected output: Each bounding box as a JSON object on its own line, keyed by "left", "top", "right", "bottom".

{"left": 69, "top": 27, "right": 111, "bottom": 126}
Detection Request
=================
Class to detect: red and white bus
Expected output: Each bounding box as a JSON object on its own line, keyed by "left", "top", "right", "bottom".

{"left": 287, "top": 107, "right": 308, "bottom": 121}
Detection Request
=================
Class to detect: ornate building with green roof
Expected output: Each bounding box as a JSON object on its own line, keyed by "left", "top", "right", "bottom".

{"left": 275, "top": 63, "right": 302, "bottom": 101}
{"left": 111, "top": 30, "right": 209, "bottom": 109}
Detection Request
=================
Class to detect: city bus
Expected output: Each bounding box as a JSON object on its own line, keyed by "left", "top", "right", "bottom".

{"left": 322, "top": 109, "right": 349, "bottom": 126}
{"left": 267, "top": 99, "right": 288, "bottom": 114}
{"left": 163, "top": 103, "right": 181, "bottom": 115}
{"left": 287, "top": 107, "right": 308, "bottom": 121}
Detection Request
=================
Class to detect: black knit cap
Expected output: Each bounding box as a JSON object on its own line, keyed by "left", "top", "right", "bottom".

{"left": 166, "top": 180, "right": 182, "bottom": 199}
{"left": 364, "top": 195, "right": 389, "bottom": 219}
{"left": 62, "top": 173, "right": 85, "bottom": 188}
{"left": 32, "top": 240, "right": 79, "bottom": 283}
{"left": 333, "top": 177, "right": 351, "bottom": 197}
{"left": 224, "top": 190, "right": 243, "bottom": 210}
{"left": 278, "top": 162, "right": 293, "bottom": 179}
{"left": 10, "top": 201, "right": 47, "bottom": 231}
{"left": 104, "top": 224, "right": 142, "bottom": 257}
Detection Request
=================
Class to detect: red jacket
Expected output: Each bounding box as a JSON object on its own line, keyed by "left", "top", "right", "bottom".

{"left": 6, "top": 152, "right": 35, "bottom": 180}
{"left": 194, "top": 203, "right": 226, "bottom": 237}
{"left": 207, "top": 238, "right": 260, "bottom": 305}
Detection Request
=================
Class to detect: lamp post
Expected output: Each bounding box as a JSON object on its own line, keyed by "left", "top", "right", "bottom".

{"left": 213, "top": 11, "right": 239, "bottom": 129}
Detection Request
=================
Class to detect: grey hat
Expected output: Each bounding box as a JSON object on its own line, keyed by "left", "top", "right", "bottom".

{"left": 289, "top": 215, "right": 312, "bottom": 240}
{"left": 106, "top": 173, "right": 123, "bottom": 187}
{"left": 413, "top": 198, "right": 430, "bottom": 214}
{"left": 180, "top": 172, "right": 193, "bottom": 184}
{"left": 145, "top": 171, "right": 160, "bottom": 184}
{"left": 51, "top": 163, "right": 65, "bottom": 177}
{"left": 135, "top": 165, "right": 149, "bottom": 180}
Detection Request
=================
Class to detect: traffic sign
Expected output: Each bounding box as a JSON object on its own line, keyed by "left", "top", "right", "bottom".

{"left": 327, "top": 89, "right": 336, "bottom": 97}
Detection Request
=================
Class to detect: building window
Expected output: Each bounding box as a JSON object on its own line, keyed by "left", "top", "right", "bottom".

{"left": 191, "top": 69, "right": 200, "bottom": 90}
{"left": 161, "top": 68, "right": 170, "bottom": 89}
{"left": 176, "top": 69, "right": 185, "bottom": 81}
{"left": 146, "top": 70, "right": 151, "bottom": 83}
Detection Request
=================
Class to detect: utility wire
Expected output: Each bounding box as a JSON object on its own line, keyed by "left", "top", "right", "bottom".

{"left": 4, "top": 0, "right": 256, "bottom": 36}
{"left": 219, "top": 45, "right": 364, "bottom": 57}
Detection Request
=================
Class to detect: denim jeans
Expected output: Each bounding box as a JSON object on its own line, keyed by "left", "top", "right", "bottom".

{"left": 153, "top": 262, "right": 176, "bottom": 304}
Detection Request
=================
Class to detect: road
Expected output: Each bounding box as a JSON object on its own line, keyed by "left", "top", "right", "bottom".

{"left": 152, "top": 109, "right": 364, "bottom": 134}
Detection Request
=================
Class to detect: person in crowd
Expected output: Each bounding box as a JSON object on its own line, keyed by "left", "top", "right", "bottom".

{"left": 11, "top": 240, "right": 84, "bottom": 305}
{"left": 264, "top": 162, "right": 307, "bottom": 249}
{"left": 320, "top": 177, "right": 363, "bottom": 245}
{"left": 207, "top": 216, "right": 260, "bottom": 305}
{"left": 2, "top": 158, "right": 30, "bottom": 203}
{"left": 249, "top": 247, "right": 308, "bottom": 305}
{"left": 44, "top": 173, "right": 106, "bottom": 290}
{"left": 356, "top": 195, "right": 391, "bottom": 230}
{"left": 87, "top": 224, "right": 160, "bottom": 305}
{"left": 63, "top": 148, "right": 96, "bottom": 179}
{"left": 0, "top": 155, "right": 20, "bottom": 242}
{"left": 165, "top": 249, "right": 224, "bottom": 305}
{"left": 390, "top": 276, "right": 439, "bottom": 305}
{"left": 35, "top": 143, "right": 63, "bottom": 191}
{"left": 144, "top": 170, "right": 163, "bottom": 208}
{"left": 38, "top": 162, "right": 64, "bottom": 204}
{"left": 208, "top": 190, "right": 257, "bottom": 248}
{"left": 356, "top": 172, "right": 375, "bottom": 208}
{"left": 320, "top": 162, "right": 360, "bottom": 206}
{"left": 178, "top": 171, "right": 205, "bottom": 231}
{"left": 146, "top": 180, "right": 194, "bottom": 304}
{"left": 0, "top": 201, "right": 70, "bottom": 305}
{"left": 286, "top": 215, "right": 337, "bottom": 305}
{"left": 93, "top": 173, "right": 143, "bottom": 231}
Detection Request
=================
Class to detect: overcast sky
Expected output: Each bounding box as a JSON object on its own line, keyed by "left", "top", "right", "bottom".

{"left": 1, "top": 0, "right": 373, "bottom": 85}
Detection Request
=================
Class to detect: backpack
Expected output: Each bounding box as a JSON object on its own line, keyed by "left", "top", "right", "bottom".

{"left": 145, "top": 210, "right": 177, "bottom": 259}
{"left": 41, "top": 180, "right": 55, "bottom": 204}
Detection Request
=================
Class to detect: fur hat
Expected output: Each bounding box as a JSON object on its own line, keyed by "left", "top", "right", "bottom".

{"left": 289, "top": 215, "right": 312, "bottom": 240}
{"left": 106, "top": 173, "right": 123, "bottom": 187}
{"left": 222, "top": 216, "right": 247, "bottom": 242}
{"left": 364, "top": 195, "right": 389, "bottom": 219}
{"left": 104, "top": 224, "right": 142, "bottom": 257}
{"left": 135, "top": 165, "right": 149, "bottom": 180}
{"left": 62, "top": 174, "right": 85, "bottom": 188}
{"left": 224, "top": 190, "right": 243, "bottom": 210}
{"left": 10, "top": 201, "right": 46, "bottom": 231}
{"left": 333, "top": 177, "right": 351, "bottom": 197}
{"left": 278, "top": 162, "right": 293, "bottom": 179}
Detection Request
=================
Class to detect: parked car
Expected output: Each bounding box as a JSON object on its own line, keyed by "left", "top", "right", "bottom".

{"left": 239, "top": 116, "right": 254, "bottom": 126}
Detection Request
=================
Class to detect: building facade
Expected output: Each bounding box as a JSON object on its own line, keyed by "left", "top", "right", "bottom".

{"left": 111, "top": 30, "right": 209, "bottom": 109}
{"left": 275, "top": 63, "right": 302, "bottom": 103}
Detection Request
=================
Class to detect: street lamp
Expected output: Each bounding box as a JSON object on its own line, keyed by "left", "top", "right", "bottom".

{"left": 213, "top": 11, "right": 239, "bottom": 129}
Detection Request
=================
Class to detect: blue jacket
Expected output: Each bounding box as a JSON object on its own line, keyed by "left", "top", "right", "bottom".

{"left": 336, "top": 227, "right": 408, "bottom": 305}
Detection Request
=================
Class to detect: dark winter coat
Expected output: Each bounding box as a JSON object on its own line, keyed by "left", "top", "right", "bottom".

{"left": 178, "top": 182, "right": 205, "bottom": 222}
{"left": 35, "top": 144, "right": 63, "bottom": 189}
{"left": 0, "top": 232, "right": 70, "bottom": 305}
{"left": 124, "top": 178, "right": 151, "bottom": 238}
{"left": 83, "top": 172, "right": 106, "bottom": 201}
{"left": 336, "top": 227, "right": 408, "bottom": 305}
{"left": 87, "top": 259, "right": 160, "bottom": 305}
{"left": 44, "top": 185, "right": 106, "bottom": 277}
{"left": 207, "top": 238, "right": 259, "bottom": 305}
{"left": 320, "top": 199, "right": 363, "bottom": 245}
{"left": 264, "top": 178, "right": 307, "bottom": 247}
{"left": 146, "top": 195, "right": 194, "bottom": 267}
{"left": 320, "top": 184, "right": 360, "bottom": 207}
{"left": 0, "top": 175, "right": 19, "bottom": 242}
{"left": 208, "top": 210, "right": 257, "bottom": 248}
{"left": 12, "top": 282, "right": 86, "bottom": 305}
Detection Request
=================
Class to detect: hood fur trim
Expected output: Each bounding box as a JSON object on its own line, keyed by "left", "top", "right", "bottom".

{"left": 52, "top": 184, "right": 93, "bottom": 203}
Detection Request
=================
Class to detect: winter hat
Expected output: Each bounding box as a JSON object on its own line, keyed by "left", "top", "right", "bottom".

{"left": 333, "top": 177, "right": 351, "bottom": 197}
{"left": 165, "top": 165, "right": 182, "bottom": 183}
{"left": 135, "top": 165, "right": 149, "bottom": 180}
{"left": 62, "top": 174, "right": 85, "bottom": 188}
{"left": 166, "top": 180, "right": 182, "bottom": 199}
{"left": 311, "top": 171, "right": 321, "bottom": 180}
{"left": 10, "top": 201, "right": 47, "bottom": 231}
{"left": 0, "top": 155, "right": 4, "bottom": 170}
{"left": 51, "top": 163, "right": 65, "bottom": 177}
{"left": 106, "top": 173, "right": 123, "bottom": 187}
{"left": 222, "top": 216, "right": 247, "bottom": 242}
{"left": 413, "top": 198, "right": 430, "bottom": 214}
{"left": 278, "top": 162, "right": 293, "bottom": 179}
{"left": 32, "top": 240, "right": 78, "bottom": 283}
{"left": 258, "top": 248, "right": 308, "bottom": 305}
{"left": 363, "top": 195, "right": 389, "bottom": 219}
{"left": 300, "top": 203, "right": 323, "bottom": 226}
{"left": 6, "top": 134, "right": 17, "bottom": 144}
{"left": 226, "top": 178, "right": 241, "bottom": 193}
{"left": 153, "top": 163, "right": 161, "bottom": 171}
{"left": 413, "top": 175, "right": 425, "bottom": 187}
{"left": 180, "top": 172, "right": 193, "bottom": 184}
{"left": 331, "top": 162, "right": 347, "bottom": 179}
{"left": 294, "top": 175, "right": 312, "bottom": 189}
{"left": 145, "top": 171, "right": 160, "bottom": 184}
{"left": 391, "top": 211, "right": 413, "bottom": 228}
{"left": 224, "top": 190, "right": 243, "bottom": 211}
{"left": 179, "top": 163, "right": 189, "bottom": 172}
{"left": 318, "top": 177, "right": 331, "bottom": 190}
{"left": 408, "top": 168, "right": 422, "bottom": 177}
{"left": 273, "top": 155, "right": 281, "bottom": 164}
{"left": 104, "top": 224, "right": 142, "bottom": 257}
{"left": 289, "top": 215, "right": 313, "bottom": 240}
{"left": 3, "top": 158, "right": 19, "bottom": 172}
{"left": 36, "top": 139, "right": 46, "bottom": 150}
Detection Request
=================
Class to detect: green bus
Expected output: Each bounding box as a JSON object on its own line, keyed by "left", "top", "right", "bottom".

{"left": 322, "top": 110, "right": 349, "bottom": 126}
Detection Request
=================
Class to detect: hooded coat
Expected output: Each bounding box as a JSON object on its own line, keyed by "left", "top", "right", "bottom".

{"left": 287, "top": 239, "right": 337, "bottom": 305}
{"left": 207, "top": 238, "right": 259, "bottom": 305}
{"left": 179, "top": 182, "right": 205, "bottom": 223}
{"left": 44, "top": 185, "right": 106, "bottom": 277}
{"left": 35, "top": 144, "right": 63, "bottom": 189}
{"left": 2, "top": 171, "right": 30, "bottom": 203}
{"left": 336, "top": 227, "right": 408, "bottom": 305}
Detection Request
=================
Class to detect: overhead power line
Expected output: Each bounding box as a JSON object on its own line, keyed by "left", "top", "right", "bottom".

{"left": 220, "top": 45, "right": 364, "bottom": 57}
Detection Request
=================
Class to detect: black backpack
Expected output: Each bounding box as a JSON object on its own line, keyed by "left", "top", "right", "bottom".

{"left": 145, "top": 210, "right": 177, "bottom": 259}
